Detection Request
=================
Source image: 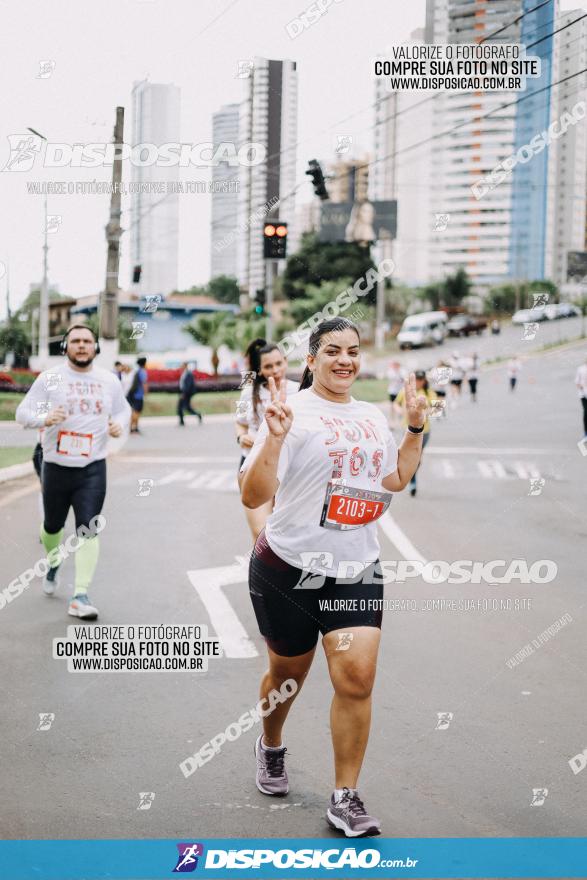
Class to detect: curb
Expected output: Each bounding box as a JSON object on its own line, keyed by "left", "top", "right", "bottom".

{"left": 0, "top": 461, "right": 34, "bottom": 484}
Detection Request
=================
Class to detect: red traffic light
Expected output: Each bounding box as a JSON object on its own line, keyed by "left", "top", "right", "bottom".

{"left": 275, "top": 225, "right": 287, "bottom": 237}
{"left": 264, "top": 224, "right": 276, "bottom": 236}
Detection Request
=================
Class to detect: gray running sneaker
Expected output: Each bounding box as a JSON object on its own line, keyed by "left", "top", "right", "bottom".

{"left": 43, "top": 565, "right": 60, "bottom": 596}
{"left": 326, "top": 788, "right": 381, "bottom": 837}
{"left": 254, "top": 734, "right": 289, "bottom": 796}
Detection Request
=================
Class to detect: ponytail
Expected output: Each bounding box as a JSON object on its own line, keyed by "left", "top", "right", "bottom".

{"left": 299, "top": 366, "right": 313, "bottom": 390}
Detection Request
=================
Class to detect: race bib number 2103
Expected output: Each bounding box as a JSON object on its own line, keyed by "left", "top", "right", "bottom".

{"left": 320, "top": 482, "right": 392, "bottom": 531}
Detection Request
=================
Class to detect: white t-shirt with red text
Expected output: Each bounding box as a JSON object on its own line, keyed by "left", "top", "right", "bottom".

{"left": 15, "top": 362, "right": 131, "bottom": 468}
{"left": 241, "top": 388, "right": 398, "bottom": 576}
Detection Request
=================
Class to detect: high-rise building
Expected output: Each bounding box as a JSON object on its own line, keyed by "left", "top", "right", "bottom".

{"left": 371, "top": 32, "right": 434, "bottom": 285}
{"left": 237, "top": 58, "right": 298, "bottom": 297}
{"left": 544, "top": 9, "right": 587, "bottom": 285}
{"left": 328, "top": 157, "right": 370, "bottom": 203}
{"left": 423, "top": 0, "right": 557, "bottom": 288}
{"left": 130, "top": 80, "right": 180, "bottom": 297}
{"left": 510, "top": 0, "right": 556, "bottom": 280}
{"left": 210, "top": 103, "right": 240, "bottom": 280}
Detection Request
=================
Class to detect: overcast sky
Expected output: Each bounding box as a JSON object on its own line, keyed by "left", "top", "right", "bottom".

{"left": 0, "top": 0, "right": 584, "bottom": 316}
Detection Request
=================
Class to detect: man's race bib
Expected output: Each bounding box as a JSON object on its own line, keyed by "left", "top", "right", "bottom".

{"left": 56, "top": 430, "right": 93, "bottom": 457}
{"left": 320, "top": 482, "right": 392, "bottom": 531}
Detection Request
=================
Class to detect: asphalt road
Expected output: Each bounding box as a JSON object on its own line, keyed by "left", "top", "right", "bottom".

{"left": 1, "top": 341, "right": 586, "bottom": 845}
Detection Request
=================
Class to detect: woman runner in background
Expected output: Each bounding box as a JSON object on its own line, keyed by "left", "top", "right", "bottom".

{"left": 393, "top": 370, "right": 436, "bottom": 497}
{"left": 236, "top": 338, "right": 298, "bottom": 541}
{"left": 240, "top": 318, "right": 427, "bottom": 838}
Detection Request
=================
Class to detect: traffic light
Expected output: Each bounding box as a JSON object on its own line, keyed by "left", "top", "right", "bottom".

{"left": 132, "top": 265, "right": 142, "bottom": 284}
{"left": 306, "top": 159, "right": 329, "bottom": 200}
{"left": 263, "top": 222, "right": 288, "bottom": 259}
{"left": 254, "top": 289, "right": 266, "bottom": 315}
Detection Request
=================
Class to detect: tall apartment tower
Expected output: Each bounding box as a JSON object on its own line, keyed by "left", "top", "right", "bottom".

{"left": 130, "top": 80, "right": 181, "bottom": 297}
{"left": 210, "top": 103, "right": 240, "bottom": 280}
{"left": 371, "top": 31, "right": 434, "bottom": 285}
{"left": 237, "top": 58, "right": 298, "bottom": 297}
{"left": 544, "top": 9, "right": 587, "bottom": 285}
{"left": 425, "top": 0, "right": 555, "bottom": 287}
{"left": 509, "top": 0, "right": 557, "bottom": 280}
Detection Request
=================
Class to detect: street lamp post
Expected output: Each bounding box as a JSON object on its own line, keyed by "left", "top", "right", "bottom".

{"left": 28, "top": 128, "right": 49, "bottom": 366}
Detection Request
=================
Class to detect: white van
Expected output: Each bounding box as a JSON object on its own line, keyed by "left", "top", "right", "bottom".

{"left": 397, "top": 311, "right": 448, "bottom": 349}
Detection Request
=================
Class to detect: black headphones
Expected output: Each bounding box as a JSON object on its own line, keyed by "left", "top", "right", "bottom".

{"left": 60, "top": 325, "right": 101, "bottom": 356}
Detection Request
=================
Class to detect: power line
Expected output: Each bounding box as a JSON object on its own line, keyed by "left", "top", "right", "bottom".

{"left": 478, "top": 0, "right": 554, "bottom": 44}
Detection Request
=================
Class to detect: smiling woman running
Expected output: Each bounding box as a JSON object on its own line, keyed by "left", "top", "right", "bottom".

{"left": 240, "top": 318, "right": 427, "bottom": 837}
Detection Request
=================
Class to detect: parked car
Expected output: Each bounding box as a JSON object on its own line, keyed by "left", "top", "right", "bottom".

{"left": 446, "top": 314, "right": 488, "bottom": 337}
{"left": 561, "top": 303, "right": 581, "bottom": 318}
{"left": 397, "top": 311, "right": 448, "bottom": 349}
{"left": 545, "top": 302, "right": 581, "bottom": 319}
{"left": 512, "top": 308, "right": 549, "bottom": 325}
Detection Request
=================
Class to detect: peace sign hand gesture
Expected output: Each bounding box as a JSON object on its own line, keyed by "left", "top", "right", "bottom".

{"left": 404, "top": 372, "right": 428, "bottom": 429}
{"left": 264, "top": 376, "right": 293, "bottom": 439}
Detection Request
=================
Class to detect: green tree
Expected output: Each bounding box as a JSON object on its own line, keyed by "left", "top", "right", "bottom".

{"left": 441, "top": 268, "right": 471, "bottom": 307}
{"left": 184, "top": 310, "right": 267, "bottom": 374}
{"left": 281, "top": 233, "right": 375, "bottom": 301}
{"left": 528, "top": 279, "right": 558, "bottom": 305}
{"left": 0, "top": 320, "right": 32, "bottom": 366}
{"left": 170, "top": 284, "right": 209, "bottom": 298}
{"left": 208, "top": 275, "right": 240, "bottom": 304}
{"left": 485, "top": 284, "right": 517, "bottom": 315}
{"left": 85, "top": 314, "right": 137, "bottom": 355}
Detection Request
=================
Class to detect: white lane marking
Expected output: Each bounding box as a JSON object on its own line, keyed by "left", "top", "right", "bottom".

{"left": 117, "top": 455, "right": 237, "bottom": 464}
{"left": 477, "top": 460, "right": 509, "bottom": 479}
{"left": 156, "top": 469, "right": 197, "bottom": 485}
{"left": 187, "top": 561, "right": 258, "bottom": 659}
{"left": 511, "top": 461, "right": 541, "bottom": 480}
{"left": 434, "top": 459, "right": 458, "bottom": 478}
{"left": 378, "top": 512, "right": 427, "bottom": 564}
{"left": 116, "top": 450, "right": 558, "bottom": 462}
{"left": 426, "top": 448, "right": 554, "bottom": 455}
{"left": 187, "top": 471, "right": 238, "bottom": 492}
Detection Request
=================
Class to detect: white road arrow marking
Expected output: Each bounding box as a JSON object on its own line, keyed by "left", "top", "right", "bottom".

{"left": 187, "top": 559, "right": 258, "bottom": 659}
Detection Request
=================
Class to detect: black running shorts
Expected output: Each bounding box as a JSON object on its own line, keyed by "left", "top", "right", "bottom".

{"left": 249, "top": 530, "right": 384, "bottom": 657}
{"left": 42, "top": 459, "right": 107, "bottom": 535}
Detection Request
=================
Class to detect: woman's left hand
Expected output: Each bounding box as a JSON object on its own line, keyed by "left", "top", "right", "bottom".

{"left": 404, "top": 373, "right": 428, "bottom": 428}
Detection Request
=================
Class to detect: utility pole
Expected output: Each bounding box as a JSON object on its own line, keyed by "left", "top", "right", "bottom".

{"left": 6, "top": 261, "right": 10, "bottom": 321}
{"left": 374, "top": 240, "right": 387, "bottom": 351}
{"left": 26, "top": 128, "right": 50, "bottom": 366}
{"left": 39, "top": 195, "right": 49, "bottom": 364}
{"left": 265, "top": 260, "right": 277, "bottom": 343}
{"left": 100, "top": 106, "right": 124, "bottom": 359}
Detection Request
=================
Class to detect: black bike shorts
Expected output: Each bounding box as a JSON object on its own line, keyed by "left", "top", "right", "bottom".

{"left": 249, "top": 530, "right": 384, "bottom": 657}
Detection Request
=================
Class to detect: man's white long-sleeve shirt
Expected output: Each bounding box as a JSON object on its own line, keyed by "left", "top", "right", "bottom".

{"left": 15, "top": 362, "right": 131, "bottom": 468}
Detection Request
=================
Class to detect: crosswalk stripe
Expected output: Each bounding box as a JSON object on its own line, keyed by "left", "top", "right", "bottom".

{"left": 156, "top": 469, "right": 196, "bottom": 485}
{"left": 477, "top": 460, "right": 509, "bottom": 479}
{"left": 187, "top": 472, "right": 237, "bottom": 491}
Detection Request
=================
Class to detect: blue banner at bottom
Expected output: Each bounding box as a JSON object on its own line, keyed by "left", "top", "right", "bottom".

{"left": 1, "top": 838, "right": 586, "bottom": 879}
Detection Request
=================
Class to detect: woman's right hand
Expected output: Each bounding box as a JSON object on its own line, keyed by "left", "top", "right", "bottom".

{"left": 264, "top": 376, "right": 293, "bottom": 439}
{"left": 239, "top": 433, "right": 255, "bottom": 449}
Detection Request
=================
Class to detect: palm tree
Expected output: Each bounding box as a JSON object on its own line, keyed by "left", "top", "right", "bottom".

{"left": 184, "top": 311, "right": 267, "bottom": 374}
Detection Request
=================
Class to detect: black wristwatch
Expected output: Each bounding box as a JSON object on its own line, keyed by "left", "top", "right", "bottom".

{"left": 407, "top": 424, "right": 425, "bottom": 434}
